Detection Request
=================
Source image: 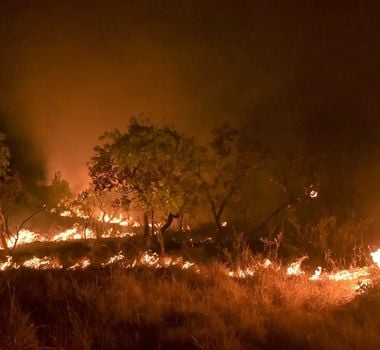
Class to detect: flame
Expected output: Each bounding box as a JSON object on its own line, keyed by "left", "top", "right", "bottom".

{"left": 123, "top": 251, "right": 197, "bottom": 271}
{"left": 101, "top": 251, "right": 125, "bottom": 266}
{"left": 310, "top": 190, "right": 318, "bottom": 198}
{"left": 0, "top": 256, "right": 20, "bottom": 270}
{"left": 2, "top": 224, "right": 380, "bottom": 300}
{"left": 310, "top": 266, "right": 322, "bottom": 281}
{"left": 22, "top": 256, "right": 62, "bottom": 270}
{"left": 52, "top": 227, "right": 86, "bottom": 241}
{"left": 69, "top": 258, "right": 91, "bottom": 270}
{"left": 6, "top": 229, "right": 46, "bottom": 247}
{"left": 287, "top": 256, "right": 308, "bottom": 276}
{"left": 228, "top": 267, "right": 254, "bottom": 278}
{"left": 1, "top": 224, "right": 137, "bottom": 249}
{"left": 60, "top": 209, "right": 140, "bottom": 227}
{"left": 60, "top": 208, "right": 90, "bottom": 219}
{"left": 370, "top": 248, "right": 380, "bottom": 267}
{"left": 260, "top": 258, "right": 273, "bottom": 269}
{"left": 327, "top": 267, "right": 370, "bottom": 282}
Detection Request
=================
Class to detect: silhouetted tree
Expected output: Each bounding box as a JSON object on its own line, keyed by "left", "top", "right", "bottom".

{"left": 89, "top": 118, "right": 201, "bottom": 254}
{"left": 0, "top": 134, "right": 43, "bottom": 252}
{"left": 198, "top": 124, "right": 258, "bottom": 238}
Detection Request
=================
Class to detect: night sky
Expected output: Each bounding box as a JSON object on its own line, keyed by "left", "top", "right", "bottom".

{"left": 0, "top": 0, "right": 379, "bottom": 192}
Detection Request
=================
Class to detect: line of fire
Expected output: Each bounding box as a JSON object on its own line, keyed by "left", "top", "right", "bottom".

{"left": 1, "top": 1, "right": 380, "bottom": 349}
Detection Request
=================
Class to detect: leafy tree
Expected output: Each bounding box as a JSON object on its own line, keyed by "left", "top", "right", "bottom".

{"left": 44, "top": 172, "right": 74, "bottom": 211}
{"left": 89, "top": 118, "right": 201, "bottom": 253}
{"left": 0, "top": 134, "right": 43, "bottom": 252}
{"left": 69, "top": 187, "right": 126, "bottom": 239}
{"left": 256, "top": 149, "right": 320, "bottom": 232}
{"left": 198, "top": 124, "right": 258, "bottom": 238}
{"left": 0, "top": 133, "right": 10, "bottom": 178}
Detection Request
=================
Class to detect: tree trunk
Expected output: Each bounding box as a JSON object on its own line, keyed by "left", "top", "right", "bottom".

{"left": 151, "top": 208, "right": 154, "bottom": 236}
{"left": 214, "top": 211, "right": 223, "bottom": 239}
{"left": 0, "top": 232, "right": 10, "bottom": 254}
{"left": 158, "top": 212, "right": 179, "bottom": 255}
{"left": 0, "top": 211, "right": 10, "bottom": 254}
{"left": 143, "top": 212, "right": 150, "bottom": 237}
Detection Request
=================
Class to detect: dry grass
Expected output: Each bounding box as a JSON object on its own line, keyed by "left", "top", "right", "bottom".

{"left": 1, "top": 261, "right": 380, "bottom": 350}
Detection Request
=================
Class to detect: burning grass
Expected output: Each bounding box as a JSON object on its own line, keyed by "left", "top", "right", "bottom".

{"left": 2, "top": 229, "right": 380, "bottom": 349}
{"left": 1, "top": 253, "right": 380, "bottom": 349}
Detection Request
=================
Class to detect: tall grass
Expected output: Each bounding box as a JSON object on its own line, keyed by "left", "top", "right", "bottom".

{"left": 1, "top": 262, "right": 379, "bottom": 350}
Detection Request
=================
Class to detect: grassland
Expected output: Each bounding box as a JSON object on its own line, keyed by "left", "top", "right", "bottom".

{"left": 1, "top": 240, "right": 380, "bottom": 350}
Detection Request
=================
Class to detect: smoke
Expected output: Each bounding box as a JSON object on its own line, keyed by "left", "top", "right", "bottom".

{"left": 0, "top": 0, "right": 379, "bottom": 194}
{"left": 0, "top": 112, "right": 46, "bottom": 186}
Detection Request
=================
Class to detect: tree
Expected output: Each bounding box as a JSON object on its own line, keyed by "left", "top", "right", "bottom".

{"left": 0, "top": 134, "right": 11, "bottom": 251}
{"left": 197, "top": 124, "right": 258, "bottom": 238}
{"left": 0, "top": 133, "right": 10, "bottom": 178}
{"left": 0, "top": 134, "right": 43, "bottom": 252}
{"left": 69, "top": 187, "right": 126, "bottom": 239}
{"left": 44, "top": 172, "right": 74, "bottom": 211}
{"left": 89, "top": 118, "right": 201, "bottom": 254}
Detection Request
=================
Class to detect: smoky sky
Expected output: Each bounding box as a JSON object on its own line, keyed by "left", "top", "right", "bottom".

{"left": 0, "top": 0, "right": 380, "bottom": 191}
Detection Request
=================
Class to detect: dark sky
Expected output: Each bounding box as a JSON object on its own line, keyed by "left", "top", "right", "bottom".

{"left": 0, "top": 0, "right": 379, "bottom": 190}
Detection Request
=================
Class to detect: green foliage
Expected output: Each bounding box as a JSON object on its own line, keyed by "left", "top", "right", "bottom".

{"left": 44, "top": 172, "right": 74, "bottom": 210}
{"left": 198, "top": 123, "right": 258, "bottom": 233}
{"left": 89, "top": 117, "right": 201, "bottom": 221}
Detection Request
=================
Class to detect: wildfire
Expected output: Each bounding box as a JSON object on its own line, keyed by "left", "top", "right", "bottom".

{"left": 0, "top": 247, "right": 380, "bottom": 297}
{"left": 0, "top": 256, "right": 19, "bottom": 270}
{"left": 23, "top": 256, "right": 62, "bottom": 270}
{"left": 69, "top": 258, "right": 91, "bottom": 270}
{"left": 2, "top": 218, "right": 380, "bottom": 299}
{"left": 6, "top": 229, "right": 47, "bottom": 247}
{"left": 370, "top": 248, "right": 380, "bottom": 268}
{"left": 228, "top": 267, "right": 254, "bottom": 278}
{"left": 309, "top": 266, "right": 322, "bottom": 281}
{"left": 59, "top": 208, "right": 141, "bottom": 228}
{"left": 125, "top": 251, "right": 196, "bottom": 270}
{"left": 102, "top": 251, "right": 125, "bottom": 266}
{"left": 328, "top": 268, "right": 370, "bottom": 282}
{"left": 310, "top": 190, "right": 318, "bottom": 198}
{"left": 53, "top": 227, "right": 86, "bottom": 241}
{"left": 286, "top": 256, "right": 308, "bottom": 276}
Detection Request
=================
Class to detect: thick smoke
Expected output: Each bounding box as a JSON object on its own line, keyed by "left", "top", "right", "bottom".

{"left": 0, "top": 0, "right": 379, "bottom": 197}
{"left": 0, "top": 112, "right": 46, "bottom": 187}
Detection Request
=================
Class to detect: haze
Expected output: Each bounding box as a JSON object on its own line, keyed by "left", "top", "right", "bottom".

{"left": 0, "top": 1, "right": 379, "bottom": 190}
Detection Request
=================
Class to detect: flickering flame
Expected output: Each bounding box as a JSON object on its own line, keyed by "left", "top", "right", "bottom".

{"left": 328, "top": 267, "right": 370, "bottom": 282}
{"left": 0, "top": 256, "right": 20, "bottom": 270}
{"left": 52, "top": 227, "right": 87, "bottom": 241}
{"left": 6, "top": 229, "right": 47, "bottom": 247}
{"left": 260, "top": 258, "right": 273, "bottom": 269}
{"left": 370, "top": 248, "right": 380, "bottom": 267}
{"left": 1, "top": 224, "right": 137, "bottom": 250}
{"left": 124, "top": 251, "right": 197, "bottom": 271}
{"left": 2, "top": 227, "right": 380, "bottom": 299}
{"left": 310, "top": 266, "right": 322, "bottom": 281}
{"left": 228, "top": 267, "right": 254, "bottom": 278}
{"left": 101, "top": 251, "right": 125, "bottom": 266}
{"left": 310, "top": 190, "right": 318, "bottom": 198}
{"left": 22, "top": 256, "right": 62, "bottom": 270}
{"left": 59, "top": 208, "right": 141, "bottom": 227}
{"left": 69, "top": 258, "right": 91, "bottom": 270}
{"left": 287, "top": 256, "right": 307, "bottom": 276}
{"left": 60, "top": 208, "right": 89, "bottom": 219}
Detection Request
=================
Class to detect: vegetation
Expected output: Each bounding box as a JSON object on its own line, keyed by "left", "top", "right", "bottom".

{"left": 1, "top": 117, "right": 380, "bottom": 349}
{"left": 2, "top": 260, "right": 380, "bottom": 350}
